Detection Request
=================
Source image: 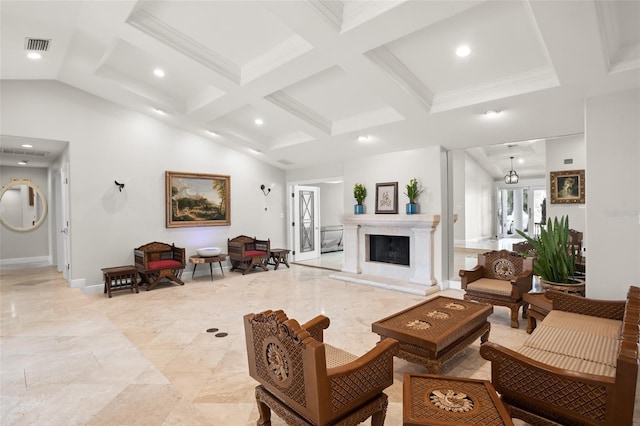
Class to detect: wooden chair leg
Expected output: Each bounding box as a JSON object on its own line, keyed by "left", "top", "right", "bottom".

{"left": 510, "top": 305, "right": 519, "bottom": 328}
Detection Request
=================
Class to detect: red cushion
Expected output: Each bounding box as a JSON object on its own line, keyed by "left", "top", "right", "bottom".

{"left": 148, "top": 259, "right": 183, "bottom": 269}
{"left": 245, "top": 250, "right": 267, "bottom": 257}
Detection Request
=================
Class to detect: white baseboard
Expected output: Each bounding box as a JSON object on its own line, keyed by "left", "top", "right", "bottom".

{"left": 70, "top": 278, "right": 86, "bottom": 288}
{"left": 0, "top": 256, "right": 50, "bottom": 266}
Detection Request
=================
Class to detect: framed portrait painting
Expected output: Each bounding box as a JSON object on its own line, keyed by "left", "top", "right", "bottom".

{"left": 375, "top": 182, "right": 398, "bottom": 214}
{"left": 550, "top": 169, "right": 585, "bottom": 204}
{"left": 165, "top": 171, "right": 231, "bottom": 227}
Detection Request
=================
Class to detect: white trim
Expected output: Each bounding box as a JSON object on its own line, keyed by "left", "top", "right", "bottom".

{"left": 0, "top": 256, "right": 49, "bottom": 266}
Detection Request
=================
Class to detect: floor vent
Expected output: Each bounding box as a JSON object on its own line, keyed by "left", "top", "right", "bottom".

{"left": 24, "top": 38, "right": 51, "bottom": 52}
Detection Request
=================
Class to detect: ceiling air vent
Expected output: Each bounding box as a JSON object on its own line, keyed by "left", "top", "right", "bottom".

{"left": 1, "top": 148, "right": 48, "bottom": 157}
{"left": 24, "top": 38, "right": 51, "bottom": 52}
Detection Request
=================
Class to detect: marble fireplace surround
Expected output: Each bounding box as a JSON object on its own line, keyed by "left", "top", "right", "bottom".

{"left": 341, "top": 214, "right": 440, "bottom": 286}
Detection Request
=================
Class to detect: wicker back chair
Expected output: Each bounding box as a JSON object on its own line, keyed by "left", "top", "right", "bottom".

{"left": 244, "top": 310, "right": 398, "bottom": 425}
{"left": 460, "top": 249, "right": 534, "bottom": 328}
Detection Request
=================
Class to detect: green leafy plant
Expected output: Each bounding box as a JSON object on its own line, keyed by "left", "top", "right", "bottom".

{"left": 353, "top": 183, "right": 367, "bottom": 205}
{"left": 404, "top": 178, "right": 424, "bottom": 204}
{"left": 516, "top": 216, "right": 575, "bottom": 283}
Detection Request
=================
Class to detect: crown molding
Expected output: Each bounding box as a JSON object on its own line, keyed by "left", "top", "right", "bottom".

{"left": 365, "top": 46, "right": 433, "bottom": 112}
{"left": 265, "top": 91, "right": 332, "bottom": 134}
{"left": 431, "top": 67, "right": 560, "bottom": 113}
{"left": 332, "top": 107, "right": 404, "bottom": 136}
{"left": 242, "top": 36, "right": 313, "bottom": 85}
{"left": 127, "top": 9, "right": 240, "bottom": 84}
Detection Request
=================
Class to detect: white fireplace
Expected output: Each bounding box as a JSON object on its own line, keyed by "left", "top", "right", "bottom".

{"left": 341, "top": 214, "right": 440, "bottom": 286}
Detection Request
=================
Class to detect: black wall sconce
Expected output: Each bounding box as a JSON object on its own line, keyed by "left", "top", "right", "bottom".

{"left": 260, "top": 184, "right": 271, "bottom": 196}
{"left": 114, "top": 180, "right": 125, "bottom": 192}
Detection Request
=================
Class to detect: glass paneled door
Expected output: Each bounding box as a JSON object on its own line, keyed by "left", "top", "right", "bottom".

{"left": 497, "top": 186, "right": 546, "bottom": 239}
{"left": 293, "top": 185, "right": 320, "bottom": 261}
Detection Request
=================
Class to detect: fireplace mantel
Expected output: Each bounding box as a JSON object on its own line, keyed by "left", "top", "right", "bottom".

{"left": 342, "top": 214, "right": 440, "bottom": 228}
{"left": 341, "top": 214, "right": 440, "bottom": 286}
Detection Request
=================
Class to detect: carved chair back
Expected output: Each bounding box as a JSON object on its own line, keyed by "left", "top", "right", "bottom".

{"left": 477, "top": 249, "right": 532, "bottom": 281}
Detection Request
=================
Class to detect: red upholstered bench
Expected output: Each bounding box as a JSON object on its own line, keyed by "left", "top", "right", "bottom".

{"left": 228, "top": 235, "right": 270, "bottom": 275}
{"left": 134, "top": 242, "right": 186, "bottom": 290}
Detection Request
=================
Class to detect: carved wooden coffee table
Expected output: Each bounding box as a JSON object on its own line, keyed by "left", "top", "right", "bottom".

{"left": 403, "top": 373, "right": 513, "bottom": 425}
{"left": 372, "top": 296, "right": 492, "bottom": 373}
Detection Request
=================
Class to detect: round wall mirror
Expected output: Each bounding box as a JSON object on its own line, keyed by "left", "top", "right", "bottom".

{"left": 0, "top": 178, "right": 48, "bottom": 232}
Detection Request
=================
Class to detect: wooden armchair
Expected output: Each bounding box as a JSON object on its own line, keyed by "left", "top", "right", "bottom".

{"left": 134, "top": 241, "right": 185, "bottom": 290}
{"left": 244, "top": 310, "right": 399, "bottom": 425}
{"left": 228, "top": 235, "right": 270, "bottom": 275}
{"left": 460, "top": 249, "right": 533, "bottom": 328}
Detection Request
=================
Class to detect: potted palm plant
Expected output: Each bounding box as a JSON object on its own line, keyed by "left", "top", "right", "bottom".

{"left": 404, "top": 178, "right": 424, "bottom": 214}
{"left": 353, "top": 183, "right": 367, "bottom": 214}
{"left": 516, "top": 216, "right": 582, "bottom": 289}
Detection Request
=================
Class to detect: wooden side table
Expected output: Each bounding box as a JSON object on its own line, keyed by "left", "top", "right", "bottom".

{"left": 269, "top": 248, "right": 290, "bottom": 270}
{"left": 189, "top": 254, "right": 227, "bottom": 281}
{"left": 102, "top": 265, "right": 139, "bottom": 298}
{"left": 523, "top": 292, "right": 552, "bottom": 334}
{"left": 403, "top": 373, "right": 513, "bottom": 425}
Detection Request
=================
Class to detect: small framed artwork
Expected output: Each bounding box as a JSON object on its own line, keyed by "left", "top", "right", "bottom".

{"left": 550, "top": 169, "right": 585, "bottom": 204}
{"left": 375, "top": 182, "right": 398, "bottom": 214}
{"left": 165, "top": 171, "right": 231, "bottom": 227}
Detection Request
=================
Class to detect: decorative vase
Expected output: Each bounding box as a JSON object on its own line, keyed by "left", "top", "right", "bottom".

{"left": 354, "top": 204, "right": 365, "bottom": 214}
{"left": 406, "top": 203, "right": 418, "bottom": 214}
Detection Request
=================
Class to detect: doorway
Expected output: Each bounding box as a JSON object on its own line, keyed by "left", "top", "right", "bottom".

{"left": 497, "top": 186, "right": 546, "bottom": 240}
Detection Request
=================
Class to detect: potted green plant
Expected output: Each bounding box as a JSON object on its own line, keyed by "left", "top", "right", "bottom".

{"left": 516, "top": 216, "right": 580, "bottom": 287}
{"left": 404, "top": 178, "right": 424, "bottom": 214}
{"left": 353, "top": 183, "right": 367, "bottom": 214}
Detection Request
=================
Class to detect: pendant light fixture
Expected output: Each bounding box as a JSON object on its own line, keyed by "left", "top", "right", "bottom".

{"left": 505, "top": 156, "right": 519, "bottom": 184}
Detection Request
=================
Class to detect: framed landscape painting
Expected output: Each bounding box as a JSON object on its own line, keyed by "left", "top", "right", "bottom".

{"left": 165, "top": 171, "right": 230, "bottom": 227}
{"left": 550, "top": 169, "right": 585, "bottom": 204}
{"left": 375, "top": 182, "right": 398, "bottom": 214}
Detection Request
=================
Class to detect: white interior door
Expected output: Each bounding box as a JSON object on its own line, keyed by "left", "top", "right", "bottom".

{"left": 60, "top": 164, "right": 70, "bottom": 281}
{"left": 293, "top": 185, "right": 320, "bottom": 262}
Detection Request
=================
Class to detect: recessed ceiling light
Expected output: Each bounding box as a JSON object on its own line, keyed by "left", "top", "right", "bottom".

{"left": 518, "top": 158, "right": 524, "bottom": 164}
{"left": 26, "top": 51, "right": 42, "bottom": 60}
{"left": 21, "top": 144, "right": 33, "bottom": 148}
{"left": 358, "top": 135, "right": 370, "bottom": 142}
{"left": 456, "top": 45, "right": 471, "bottom": 57}
{"left": 153, "top": 68, "right": 165, "bottom": 77}
{"left": 484, "top": 109, "right": 500, "bottom": 117}
{"left": 18, "top": 160, "right": 28, "bottom": 165}
{"left": 254, "top": 118, "right": 264, "bottom": 126}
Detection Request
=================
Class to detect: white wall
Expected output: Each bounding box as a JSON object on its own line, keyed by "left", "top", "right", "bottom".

{"left": 546, "top": 134, "right": 586, "bottom": 233}
{"left": 0, "top": 166, "right": 49, "bottom": 261}
{"left": 317, "top": 182, "right": 344, "bottom": 227}
{"left": 452, "top": 150, "right": 466, "bottom": 242}
{"left": 585, "top": 89, "right": 640, "bottom": 300}
{"left": 464, "top": 152, "right": 495, "bottom": 241}
{"left": 1, "top": 80, "right": 287, "bottom": 287}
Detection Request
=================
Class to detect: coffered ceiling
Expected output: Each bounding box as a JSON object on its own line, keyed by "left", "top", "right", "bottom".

{"left": 1, "top": 0, "right": 639, "bottom": 177}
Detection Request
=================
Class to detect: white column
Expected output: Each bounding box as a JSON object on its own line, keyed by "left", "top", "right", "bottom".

{"left": 342, "top": 224, "right": 361, "bottom": 274}
{"left": 410, "top": 227, "right": 437, "bottom": 286}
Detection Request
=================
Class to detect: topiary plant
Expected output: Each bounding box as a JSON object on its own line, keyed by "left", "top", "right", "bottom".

{"left": 353, "top": 183, "right": 367, "bottom": 205}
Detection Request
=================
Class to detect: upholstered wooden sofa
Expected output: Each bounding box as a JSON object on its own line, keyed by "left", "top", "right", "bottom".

{"left": 480, "top": 286, "right": 640, "bottom": 425}
{"left": 244, "top": 310, "right": 399, "bottom": 425}
{"left": 228, "top": 235, "right": 270, "bottom": 275}
{"left": 134, "top": 241, "right": 185, "bottom": 290}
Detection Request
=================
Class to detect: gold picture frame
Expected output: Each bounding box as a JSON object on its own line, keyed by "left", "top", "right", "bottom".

{"left": 375, "top": 182, "right": 398, "bottom": 214}
{"left": 550, "top": 169, "right": 585, "bottom": 204}
{"left": 165, "top": 171, "right": 230, "bottom": 227}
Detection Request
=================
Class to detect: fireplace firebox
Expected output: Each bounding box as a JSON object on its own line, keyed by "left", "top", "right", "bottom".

{"left": 369, "top": 235, "right": 410, "bottom": 266}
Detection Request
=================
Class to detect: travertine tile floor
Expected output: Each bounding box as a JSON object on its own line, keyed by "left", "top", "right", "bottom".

{"left": 1, "top": 263, "right": 637, "bottom": 425}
